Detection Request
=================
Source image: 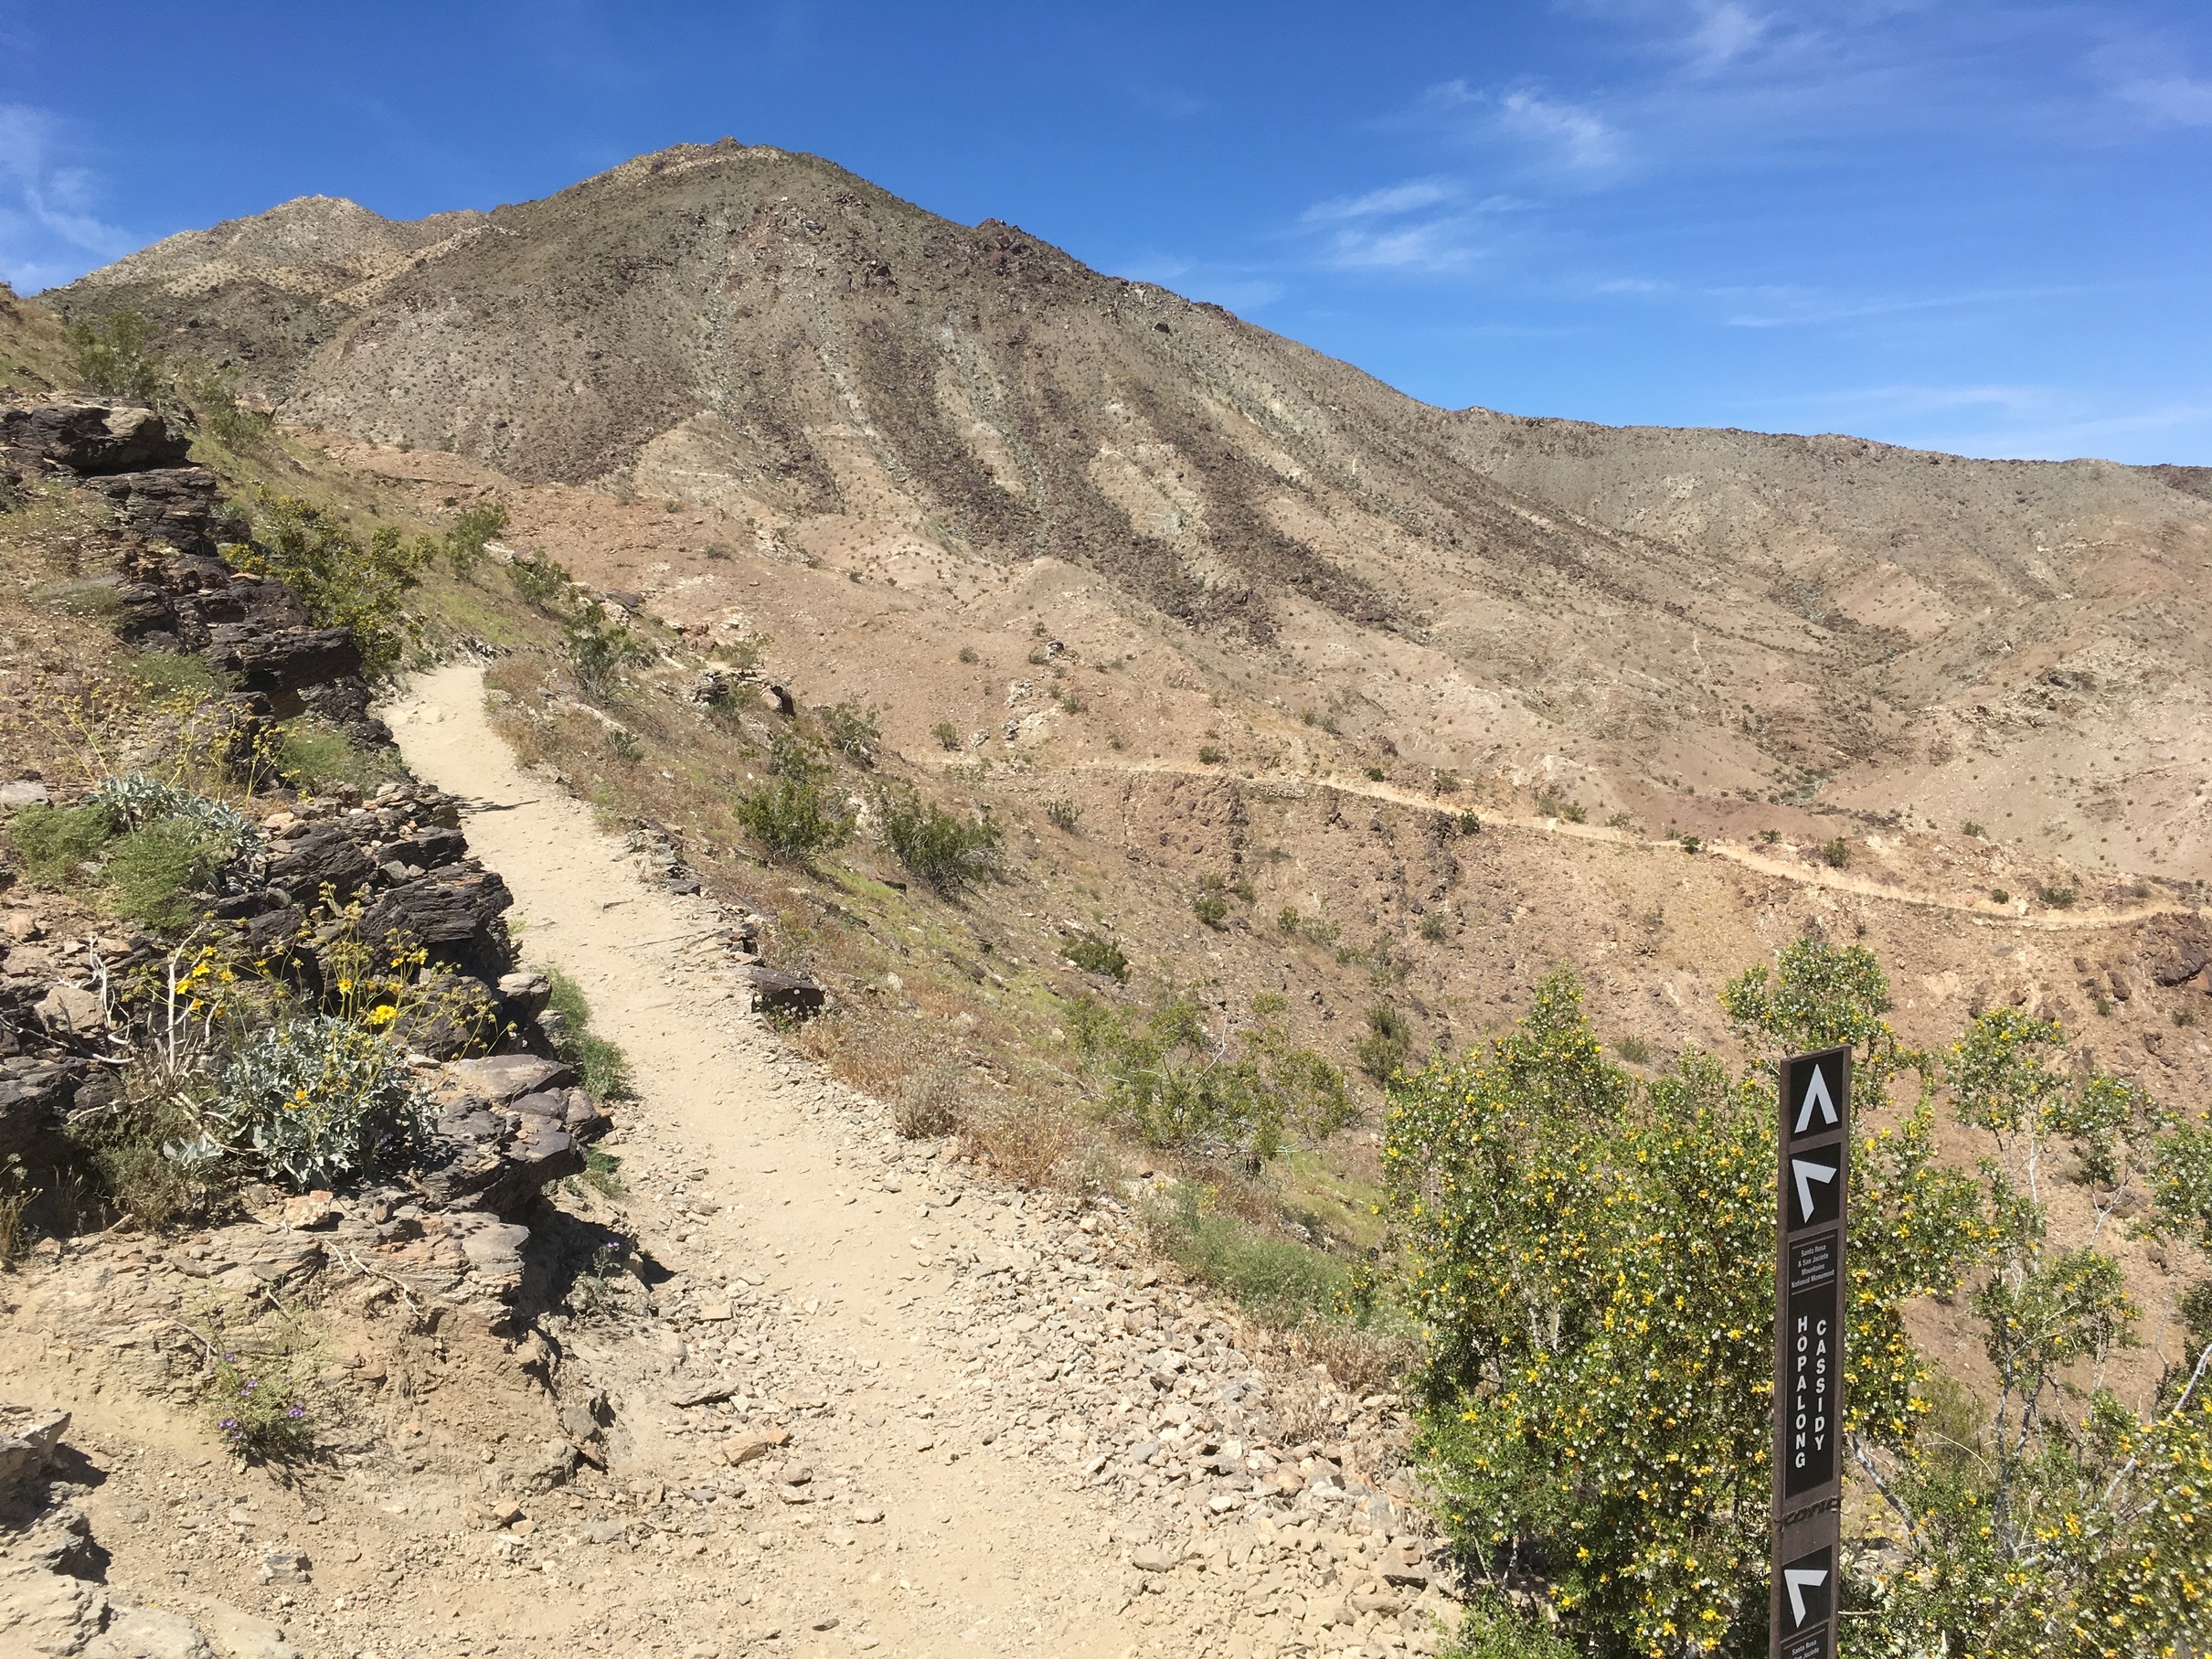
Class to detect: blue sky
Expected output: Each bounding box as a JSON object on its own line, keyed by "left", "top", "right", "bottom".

{"left": 4, "top": 2, "right": 2209, "bottom": 463}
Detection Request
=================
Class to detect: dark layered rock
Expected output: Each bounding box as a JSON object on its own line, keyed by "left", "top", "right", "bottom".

{"left": 0, "top": 399, "right": 188, "bottom": 474}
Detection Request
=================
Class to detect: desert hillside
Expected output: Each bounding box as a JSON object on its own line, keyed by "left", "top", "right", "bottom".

{"left": 55, "top": 140, "right": 2212, "bottom": 877}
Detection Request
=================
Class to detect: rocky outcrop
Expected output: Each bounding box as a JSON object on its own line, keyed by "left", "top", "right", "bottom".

{"left": 0, "top": 400, "right": 189, "bottom": 474}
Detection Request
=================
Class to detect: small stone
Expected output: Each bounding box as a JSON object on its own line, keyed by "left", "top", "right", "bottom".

{"left": 1132, "top": 1547, "right": 1179, "bottom": 1573}
{"left": 581, "top": 1518, "right": 628, "bottom": 1544}
{"left": 257, "top": 1547, "right": 311, "bottom": 1585}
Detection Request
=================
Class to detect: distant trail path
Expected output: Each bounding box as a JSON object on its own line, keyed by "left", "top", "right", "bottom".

{"left": 1016, "top": 759, "right": 2201, "bottom": 934}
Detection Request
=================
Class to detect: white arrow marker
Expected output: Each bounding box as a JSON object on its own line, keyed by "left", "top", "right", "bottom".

{"left": 1795, "top": 1064, "right": 1838, "bottom": 1133}
{"left": 1792, "top": 1157, "right": 1838, "bottom": 1222}
{"left": 1783, "top": 1567, "right": 1828, "bottom": 1626}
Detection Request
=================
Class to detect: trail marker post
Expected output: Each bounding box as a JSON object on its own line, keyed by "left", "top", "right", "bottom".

{"left": 1772, "top": 1046, "right": 1851, "bottom": 1659}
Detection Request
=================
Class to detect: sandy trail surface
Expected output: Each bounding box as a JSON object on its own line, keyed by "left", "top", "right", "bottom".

{"left": 385, "top": 662, "right": 1424, "bottom": 1659}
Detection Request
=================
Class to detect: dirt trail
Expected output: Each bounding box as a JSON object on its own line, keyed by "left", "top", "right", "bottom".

{"left": 1041, "top": 759, "right": 2197, "bottom": 932}
{"left": 387, "top": 663, "right": 1432, "bottom": 1659}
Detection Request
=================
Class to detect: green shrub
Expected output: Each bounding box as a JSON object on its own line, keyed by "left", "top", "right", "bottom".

{"left": 1819, "top": 835, "right": 1853, "bottom": 867}
{"left": 1063, "top": 931, "right": 1129, "bottom": 982}
{"left": 2037, "top": 884, "right": 2078, "bottom": 909}
{"left": 734, "top": 773, "right": 849, "bottom": 866}
{"left": 1356, "top": 1002, "right": 1413, "bottom": 1083}
{"left": 124, "top": 651, "right": 225, "bottom": 697}
{"left": 957, "top": 645, "right": 979, "bottom": 665}
{"left": 879, "top": 788, "right": 1001, "bottom": 893}
{"left": 565, "top": 601, "right": 652, "bottom": 697}
{"left": 1457, "top": 811, "right": 1482, "bottom": 835}
{"left": 1991, "top": 887, "right": 2011, "bottom": 904}
{"left": 1043, "top": 797, "right": 1081, "bottom": 833}
{"left": 1363, "top": 765, "right": 1385, "bottom": 782}
{"left": 544, "top": 968, "right": 636, "bottom": 1101}
{"left": 105, "top": 819, "right": 222, "bottom": 929}
{"left": 1199, "top": 745, "right": 1225, "bottom": 765}
{"left": 435, "top": 502, "right": 507, "bottom": 578}
{"left": 1433, "top": 769, "right": 1461, "bottom": 793}
{"left": 208, "top": 1351, "right": 313, "bottom": 1463}
{"left": 1679, "top": 834, "right": 1702, "bottom": 854}
{"left": 1419, "top": 911, "right": 1448, "bottom": 942}
{"left": 1962, "top": 820, "right": 1985, "bottom": 838}
{"left": 821, "top": 700, "right": 882, "bottom": 765}
{"left": 273, "top": 722, "right": 401, "bottom": 793}
{"left": 209, "top": 1016, "right": 430, "bottom": 1190}
{"left": 932, "top": 718, "right": 961, "bottom": 750}
{"left": 1536, "top": 787, "right": 1586, "bottom": 823}
{"left": 1441, "top": 1599, "right": 1581, "bottom": 1659}
{"left": 9, "top": 801, "right": 115, "bottom": 886}
{"left": 224, "top": 490, "right": 429, "bottom": 676}
{"left": 1069, "top": 995, "right": 1353, "bottom": 1161}
{"left": 1614, "top": 1033, "right": 1652, "bottom": 1065}
{"left": 509, "top": 553, "right": 571, "bottom": 608}
{"left": 172, "top": 357, "right": 272, "bottom": 452}
{"left": 65, "top": 309, "right": 164, "bottom": 403}
{"left": 1392, "top": 944, "right": 2202, "bottom": 1657}
{"left": 1275, "top": 907, "right": 1339, "bottom": 947}
{"left": 1192, "top": 892, "right": 1228, "bottom": 929}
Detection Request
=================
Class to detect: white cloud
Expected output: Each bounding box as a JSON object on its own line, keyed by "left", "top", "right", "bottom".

{"left": 1302, "top": 178, "right": 1459, "bottom": 224}
{"left": 2116, "top": 72, "right": 2212, "bottom": 127}
{"left": 0, "top": 103, "right": 133, "bottom": 291}
{"left": 1497, "top": 90, "right": 1620, "bottom": 170}
{"left": 1684, "top": 2, "right": 1771, "bottom": 72}
{"left": 1318, "top": 218, "right": 1483, "bottom": 273}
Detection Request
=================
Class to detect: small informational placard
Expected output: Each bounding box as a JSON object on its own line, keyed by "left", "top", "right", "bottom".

{"left": 1772, "top": 1046, "right": 1850, "bottom": 1659}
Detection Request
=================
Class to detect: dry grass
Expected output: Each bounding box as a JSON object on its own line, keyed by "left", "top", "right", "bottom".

{"left": 894, "top": 1061, "right": 970, "bottom": 1139}
{"left": 787, "top": 999, "right": 936, "bottom": 1097}
{"left": 962, "top": 1093, "right": 1079, "bottom": 1190}
{"left": 1290, "top": 1321, "right": 1420, "bottom": 1396}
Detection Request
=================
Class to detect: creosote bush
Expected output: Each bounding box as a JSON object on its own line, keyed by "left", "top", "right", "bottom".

{"left": 224, "top": 490, "right": 428, "bottom": 677}
{"left": 1393, "top": 940, "right": 2212, "bottom": 1658}
{"left": 1062, "top": 931, "right": 1129, "bottom": 982}
{"left": 1068, "top": 994, "right": 1353, "bottom": 1164}
{"left": 878, "top": 787, "right": 1000, "bottom": 893}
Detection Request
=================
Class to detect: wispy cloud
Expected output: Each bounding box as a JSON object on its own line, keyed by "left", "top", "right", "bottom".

{"left": 1418, "top": 80, "right": 1624, "bottom": 172}
{"left": 1301, "top": 178, "right": 1459, "bottom": 224}
{"left": 1497, "top": 89, "right": 1620, "bottom": 169}
{"left": 2112, "top": 71, "right": 2212, "bottom": 126}
{"left": 1682, "top": 2, "right": 1771, "bottom": 74}
{"left": 0, "top": 103, "right": 133, "bottom": 291}
{"left": 1292, "top": 175, "right": 1521, "bottom": 272}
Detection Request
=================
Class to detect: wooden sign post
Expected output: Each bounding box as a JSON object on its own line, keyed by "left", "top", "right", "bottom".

{"left": 1772, "top": 1046, "right": 1851, "bottom": 1659}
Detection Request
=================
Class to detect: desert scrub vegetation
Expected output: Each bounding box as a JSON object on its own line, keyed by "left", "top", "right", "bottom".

{"left": 1060, "top": 931, "right": 1129, "bottom": 983}
{"left": 877, "top": 785, "right": 1001, "bottom": 893}
{"left": 733, "top": 733, "right": 852, "bottom": 866}
{"left": 8, "top": 773, "right": 262, "bottom": 929}
{"left": 1066, "top": 993, "right": 1353, "bottom": 1166}
{"left": 564, "top": 600, "right": 654, "bottom": 698}
{"left": 820, "top": 699, "right": 881, "bottom": 765}
{"left": 223, "top": 489, "right": 430, "bottom": 677}
{"left": 1389, "top": 940, "right": 2212, "bottom": 1657}
{"left": 1354, "top": 1002, "right": 1414, "bottom": 1083}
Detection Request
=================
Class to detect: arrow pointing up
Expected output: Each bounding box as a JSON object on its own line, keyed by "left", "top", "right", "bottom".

{"left": 1792, "top": 1156, "right": 1838, "bottom": 1222}
{"left": 1795, "top": 1063, "right": 1838, "bottom": 1133}
{"left": 1783, "top": 1567, "right": 1828, "bottom": 1626}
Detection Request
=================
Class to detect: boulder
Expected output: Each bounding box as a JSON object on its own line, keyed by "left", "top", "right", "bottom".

{"left": 0, "top": 1405, "right": 69, "bottom": 1503}
{"left": 444, "top": 1054, "right": 577, "bottom": 1104}
{"left": 204, "top": 625, "right": 362, "bottom": 696}
{"left": 358, "top": 870, "right": 515, "bottom": 977}
{"left": 264, "top": 825, "right": 376, "bottom": 905}
{"left": 0, "top": 401, "right": 190, "bottom": 474}
{"left": 746, "top": 963, "right": 824, "bottom": 1018}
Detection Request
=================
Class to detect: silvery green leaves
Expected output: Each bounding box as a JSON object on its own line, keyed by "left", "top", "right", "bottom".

{"left": 210, "top": 1016, "right": 431, "bottom": 1191}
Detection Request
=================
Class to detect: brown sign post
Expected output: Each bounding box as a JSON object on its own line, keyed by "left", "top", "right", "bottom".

{"left": 1771, "top": 1046, "right": 1851, "bottom": 1659}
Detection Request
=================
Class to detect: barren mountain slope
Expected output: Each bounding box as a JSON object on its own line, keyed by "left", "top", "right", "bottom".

{"left": 54, "top": 141, "right": 2212, "bottom": 874}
